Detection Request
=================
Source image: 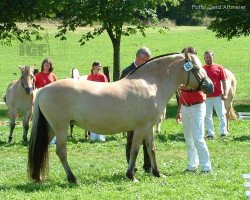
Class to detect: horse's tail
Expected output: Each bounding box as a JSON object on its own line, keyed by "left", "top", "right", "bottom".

{"left": 3, "top": 94, "right": 6, "bottom": 103}
{"left": 28, "top": 91, "right": 49, "bottom": 182}
{"left": 228, "top": 106, "right": 238, "bottom": 120}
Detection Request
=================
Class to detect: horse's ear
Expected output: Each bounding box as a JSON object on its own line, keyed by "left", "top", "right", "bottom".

{"left": 184, "top": 51, "right": 191, "bottom": 62}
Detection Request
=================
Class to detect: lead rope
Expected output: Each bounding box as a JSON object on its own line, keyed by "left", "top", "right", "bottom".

{"left": 177, "top": 91, "right": 203, "bottom": 132}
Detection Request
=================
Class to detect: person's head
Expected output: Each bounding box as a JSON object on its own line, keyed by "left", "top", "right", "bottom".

{"left": 135, "top": 47, "right": 151, "bottom": 66}
{"left": 41, "top": 58, "right": 53, "bottom": 73}
{"left": 204, "top": 50, "right": 214, "bottom": 65}
{"left": 91, "top": 61, "right": 102, "bottom": 75}
{"left": 181, "top": 47, "right": 197, "bottom": 55}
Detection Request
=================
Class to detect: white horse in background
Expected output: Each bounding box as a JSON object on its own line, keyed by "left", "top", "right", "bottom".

{"left": 224, "top": 69, "right": 237, "bottom": 131}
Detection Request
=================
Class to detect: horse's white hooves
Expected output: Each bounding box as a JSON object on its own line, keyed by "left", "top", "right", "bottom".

{"left": 133, "top": 178, "right": 139, "bottom": 183}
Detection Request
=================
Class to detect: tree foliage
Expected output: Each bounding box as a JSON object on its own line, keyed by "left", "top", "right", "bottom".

{"left": 0, "top": 0, "right": 176, "bottom": 80}
{"left": 53, "top": 0, "right": 173, "bottom": 80}
{"left": 195, "top": 0, "right": 250, "bottom": 39}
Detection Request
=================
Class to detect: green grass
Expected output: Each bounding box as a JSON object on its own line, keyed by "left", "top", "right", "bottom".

{"left": 0, "top": 25, "right": 250, "bottom": 199}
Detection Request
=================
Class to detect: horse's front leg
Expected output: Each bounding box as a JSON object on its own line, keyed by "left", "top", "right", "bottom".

{"left": 22, "top": 112, "right": 31, "bottom": 143}
{"left": 144, "top": 126, "right": 160, "bottom": 177}
{"left": 126, "top": 127, "right": 147, "bottom": 182}
{"left": 56, "top": 129, "right": 77, "bottom": 184}
{"left": 8, "top": 112, "right": 16, "bottom": 143}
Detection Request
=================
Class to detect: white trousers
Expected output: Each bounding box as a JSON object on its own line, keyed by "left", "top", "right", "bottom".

{"left": 205, "top": 96, "right": 227, "bottom": 136}
{"left": 90, "top": 132, "right": 106, "bottom": 142}
{"left": 181, "top": 103, "right": 211, "bottom": 171}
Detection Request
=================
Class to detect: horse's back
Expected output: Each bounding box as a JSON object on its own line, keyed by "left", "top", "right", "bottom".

{"left": 37, "top": 78, "right": 160, "bottom": 134}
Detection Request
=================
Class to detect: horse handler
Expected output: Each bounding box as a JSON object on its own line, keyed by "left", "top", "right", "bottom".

{"left": 176, "top": 47, "right": 212, "bottom": 173}
{"left": 120, "top": 47, "right": 152, "bottom": 173}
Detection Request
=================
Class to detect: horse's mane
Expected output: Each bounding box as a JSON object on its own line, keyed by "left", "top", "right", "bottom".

{"left": 128, "top": 52, "right": 181, "bottom": 76}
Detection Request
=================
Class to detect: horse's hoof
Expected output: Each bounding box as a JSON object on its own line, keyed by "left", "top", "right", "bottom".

{"left": 126, "top": 172, "right": 136, "bottom": 181}
{"left": 133, "top": 178, "right": 139, "bottom": 183}
{"left": 152, "top": 170, "right": 161, "bottom": 177}
{"left": 68, "top": 175, "right": 77, "bottom": 184}
{"left": 8, "top": 137, "right": 12, "bottom": 144}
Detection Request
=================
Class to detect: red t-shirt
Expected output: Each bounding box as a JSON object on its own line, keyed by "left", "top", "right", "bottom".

{"left": 87, "top": 73, "right": 107, "bottom": 82}
{"left": 203, "top": 64, "right": 227, "bottom": 97}
{"left": 35, "top": 72, "right": 57, "bottom": 88}
{"left": 179, "top": 90, "right": 205, "bottom": 105}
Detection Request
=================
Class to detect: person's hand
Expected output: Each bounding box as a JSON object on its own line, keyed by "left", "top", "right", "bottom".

{"left": 221, "top": 93, "right": 227, "bottom": 100}
{"left": 176, "top": 112, "right": 182, "bottom": 125}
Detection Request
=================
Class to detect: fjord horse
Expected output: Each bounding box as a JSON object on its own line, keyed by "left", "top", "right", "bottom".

{"left": 5, "top": 66, "right": 35, "bottom": 143}
{"left": 28, "top": 52, "right": 214, "bottom": 183}
{"left": 224, "top": 69, "right": 237, "bottom": 131}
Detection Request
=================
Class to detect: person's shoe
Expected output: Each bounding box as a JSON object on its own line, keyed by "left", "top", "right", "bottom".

{"left": 200, "top": 170, "right": 211, "bottom": 174}
{"left": 206, "top": 135, "right": 214, "bottom": 140}
{"left": 220, "top": 133, "right": 227, "bottom": 137}
{"left": 183, "top": 169, "right": 198, "bottom": 173}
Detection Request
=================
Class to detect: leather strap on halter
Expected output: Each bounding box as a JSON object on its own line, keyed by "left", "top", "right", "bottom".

{"left": 185, "top": 62, "right": 205, "bottom": 92}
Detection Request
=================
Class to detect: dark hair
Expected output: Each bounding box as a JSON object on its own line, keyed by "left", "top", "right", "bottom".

{"left": 91, "top": 61, "right": 101, "bottom": 74}
{"left": 41, "top": 58, "right": 54, "bottom": 72}
{"left": 181, "top": 47, "right": 197, "bottom": 55}
{"left": 92, "top": 61, "right": 101, "bottom": 67}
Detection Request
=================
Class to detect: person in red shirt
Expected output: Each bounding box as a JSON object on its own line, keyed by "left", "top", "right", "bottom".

{"left": 35, "top": 58, "right": 57, "bottom": 89}
{"left": 176, "top": 47, "right": 211, "bottom": 173}
{"left": 87, "top": 61, "right": 108, "bottom": 141}
{"left": 203, "top": 50, "right": 228, "bottom": 139}
{"left": 87, "top": 61, "right": 108, "bottom": 82}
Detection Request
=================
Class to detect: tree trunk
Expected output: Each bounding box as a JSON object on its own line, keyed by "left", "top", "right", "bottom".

{"left": 111, "top": 37, "right": 121, "bottom": 81}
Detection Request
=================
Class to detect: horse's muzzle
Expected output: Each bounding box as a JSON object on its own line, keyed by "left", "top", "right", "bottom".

{"left": 201, "top": 77, "right": 214, "bottom": 94}
{"left": 25, "top": 87, "right": 33, "bottom": 95}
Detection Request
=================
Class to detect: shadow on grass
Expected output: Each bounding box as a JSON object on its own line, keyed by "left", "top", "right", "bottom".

{"left": 0, "top": 181, "right": 77, "bottom": 193}
{"left": 233, "top": 135, "right": 250, "bottom": 142}
{"left": 0, "top": 173, "right": 127, "bottom": 192}
{"left": 156, "top": 132, "right": 185, "bottom": 143}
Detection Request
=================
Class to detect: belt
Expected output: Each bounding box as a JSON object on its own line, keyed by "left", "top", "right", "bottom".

{"left": 183, "top": 101, "right": 204, "bottom": 107}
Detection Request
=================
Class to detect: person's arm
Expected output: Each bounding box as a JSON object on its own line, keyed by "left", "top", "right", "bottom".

{"left": 175, "top": 91, "right": 182, "bottom": 124}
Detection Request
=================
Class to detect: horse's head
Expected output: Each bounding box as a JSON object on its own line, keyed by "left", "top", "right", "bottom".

{"left": 19, "top": 66, "right": 35, "bottom": 95}
{"left": 182, "top": 51, "right": 214, "bottom": 94}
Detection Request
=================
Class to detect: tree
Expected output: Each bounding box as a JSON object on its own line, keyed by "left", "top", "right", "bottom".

{"left": 53, "top": 0, "right": 176, "bottom": 80}
{"left": 1, "top": 0, "right": 177, "bottom": 80}
{"left": 195, "top": 0, "right": 250, "bottom": 39}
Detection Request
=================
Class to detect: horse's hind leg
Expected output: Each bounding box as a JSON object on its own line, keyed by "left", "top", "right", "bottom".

{"left": 8, "top": 112, "right": 16, "bottom": 143}
{"left": 126, "top": 127, "right": 147, "bottom": 182}
{"left": 56, "top": 128, "right": 77, "bottom": 183}
{"left": 144, "top": 127, "right": 160, "bottom": 177}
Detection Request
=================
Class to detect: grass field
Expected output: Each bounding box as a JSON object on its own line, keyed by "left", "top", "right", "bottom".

{"left": 0, "top": 25, "right": 249, "bottom": 199}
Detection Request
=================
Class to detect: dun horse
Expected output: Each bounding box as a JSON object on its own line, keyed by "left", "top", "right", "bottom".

{"left": 28, "top": 52, "right": 214, "bottom": 183}
{"left": 224, "top": 69, "right": 237, "bottom": 130}
{"left": 5, "top": 66, "right": 35, "bottom": 143}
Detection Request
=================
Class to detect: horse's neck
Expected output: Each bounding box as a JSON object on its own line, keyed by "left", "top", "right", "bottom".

{"left": 16, "top": 79, "right": 26, "bottom": 96}
{"left": 126, "top": 56, "right": 184, "bottom": 109}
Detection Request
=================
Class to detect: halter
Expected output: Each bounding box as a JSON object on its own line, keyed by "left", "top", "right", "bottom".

{"left": 20, "top": 74, "right": 35, "bottom": 93}
{"left": 184, "top": 61, "right": 206, "bottom": 91}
